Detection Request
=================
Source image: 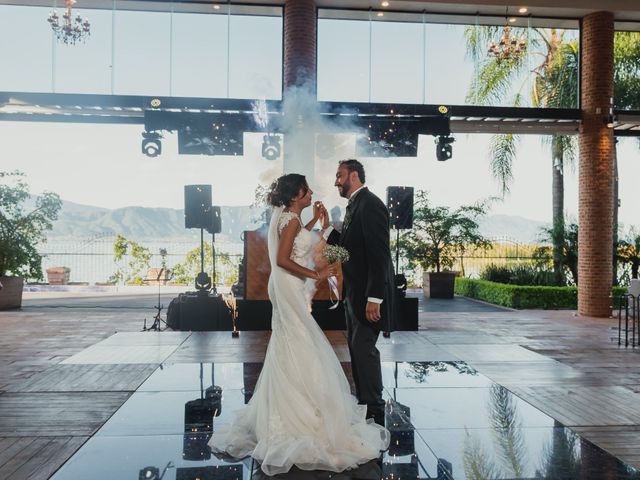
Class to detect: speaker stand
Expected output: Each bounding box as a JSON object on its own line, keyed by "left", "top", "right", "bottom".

{"left": 395, "top": 229, "right": 400, "bottom": 275}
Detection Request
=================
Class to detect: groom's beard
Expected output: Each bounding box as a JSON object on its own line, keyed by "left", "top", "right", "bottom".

{"left": 339, "top": 182, "right": 350, "bottom": 198}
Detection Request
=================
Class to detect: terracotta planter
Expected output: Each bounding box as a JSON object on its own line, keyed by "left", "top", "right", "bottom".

{"left": 422, "top": 271, "right": 456, "bottom": 299}
{"left": 146, "top": 268, "right": 170, "bottom": 286}
{"left": 46, "top": 267, "right": 70, "bottom": 285}
{"left": 0, "top": 276, "right": 24, "bottom": 310}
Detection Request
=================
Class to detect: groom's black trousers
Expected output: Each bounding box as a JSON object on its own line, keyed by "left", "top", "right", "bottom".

{"left": 345, "top": 298, "right": 385, "bottom": 418}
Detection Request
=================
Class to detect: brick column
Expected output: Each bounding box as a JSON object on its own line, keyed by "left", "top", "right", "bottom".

{"left": 578, "top": 12, "right": 615, "bottom": 317}
{"left": 282, "top": 0, "right": 317, "bottom": 179}
{"left": 283, "top": 0, "right": 316, "bottom": 92}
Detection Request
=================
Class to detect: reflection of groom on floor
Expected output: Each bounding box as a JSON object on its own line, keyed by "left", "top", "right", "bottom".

{"left": 323, "top": 159, "right": 396, "bottom": 427}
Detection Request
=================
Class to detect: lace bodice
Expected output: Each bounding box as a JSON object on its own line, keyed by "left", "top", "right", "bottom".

{"left": 277, "top": 211, "right": 313, "bottom": 266}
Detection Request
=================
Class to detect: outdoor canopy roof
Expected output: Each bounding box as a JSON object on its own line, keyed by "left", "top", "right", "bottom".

{"left": 1, "top": 92, "right": 638, "bottom": 136}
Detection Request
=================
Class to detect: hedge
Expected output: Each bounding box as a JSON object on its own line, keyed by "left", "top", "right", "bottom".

{"left": 455, "top": 278, "right": 627, "bottom": 310}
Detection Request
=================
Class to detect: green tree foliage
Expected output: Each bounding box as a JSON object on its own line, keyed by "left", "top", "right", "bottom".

{"left": 171, "top": 243, "right": 239, "bottom": 287}
{"left": 614, "top": 32, "right": 640, "bottom": 110}
{"left": 110, "top": 235, "right": 151, "bottom": 285}
{"left": 465, "top": 26, "right": 579, "bottom": 284}
{"left": 617, "top": 227, "right": 640, "bottom": 282}
{"left": 534, "top": 222, "right": 579, "bottom": 285}
{"left": 399, "top": 191, "right": 491, "bottom": 273}
{"left": 0, "top": 171, "right": 61, "bottom": 280}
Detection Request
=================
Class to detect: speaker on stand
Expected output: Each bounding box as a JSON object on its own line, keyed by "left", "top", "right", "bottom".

{"left": 206, "top": 206, "right": 222, "bottom": 295}
{"left": 386, "top": 186, "right": 416, "bottom": 335}
{"left": 185, "top": 185, "right": 213, "bottom": 292}
{"left": 178, "top": 186, "right": 233, "bottom": 333}
{"left": 387, "top": 186, "right": 414, "bottom": 277}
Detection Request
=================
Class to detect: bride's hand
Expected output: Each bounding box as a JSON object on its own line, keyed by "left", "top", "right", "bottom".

{"left": 312, "top": 201, "right": 323, "bottom": 221}
{"left": 316, "top": 264, "right": 338, "bottom": 281}
{"left": 320, "top": 205, "right": 330, "bottom": 229}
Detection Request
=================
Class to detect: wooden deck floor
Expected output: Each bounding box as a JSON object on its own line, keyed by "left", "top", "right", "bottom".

{"left": 1, "top": 293, "right": 640, "bottom": 478}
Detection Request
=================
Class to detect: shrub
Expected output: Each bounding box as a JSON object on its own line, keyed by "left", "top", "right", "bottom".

{"left": 455, "top": 278, "right": 626, "bottom": 310}
{"left": 480, "top": 263, "right": 559, "bottom": 286}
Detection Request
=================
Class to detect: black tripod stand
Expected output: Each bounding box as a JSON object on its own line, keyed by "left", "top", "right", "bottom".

{"left": 143, "top": 248, "right": 170, "bottom": 331}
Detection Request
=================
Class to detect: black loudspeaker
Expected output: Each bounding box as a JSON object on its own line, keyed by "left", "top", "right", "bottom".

{"left": 392, "top": 296, "right": 418, "bottom": 331}
{"left": 178, "top": 293, "right": 233, "bottom": 331}
{"left": 387, "top": 186, "right": 414, "bottom": 230}
{"left": 184, "top": 185, "right": 212, "bottom": 229}
{"left": 205, "top": 206, "right": 222, "bottom": 235}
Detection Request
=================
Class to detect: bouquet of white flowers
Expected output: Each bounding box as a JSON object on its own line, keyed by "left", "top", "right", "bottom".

{"left": 322, "top": 245, "right": 350, "bottom": 264}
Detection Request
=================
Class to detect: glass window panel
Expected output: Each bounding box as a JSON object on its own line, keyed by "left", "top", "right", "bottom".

{"left": 54, "top": 8, "right": 113, "bottom": 94}
{"left": 453, "top": 21, "right": 579, "bottom": 108}
{"left": 113, "top": 10, "right": 171, "bottom": 95}
{"left": 614, "top": 30, "right": 640, "bottom": 111}
{"left": 171, "top": 12, "right": 228, "bottom": 98}
{"left": 0, "top": 5, "right": 54, "bottom": 92}
{"left": 370, "top": 21, "right": 422, "bottom": 104}
{"left": 424, "top": 23, "right": 475, "bottom": 105}
{"left": 318, "top": 19, "right": 370, "bottom": 102}
{"left": 228, "top": 15, "right": 283, "bottom": 99}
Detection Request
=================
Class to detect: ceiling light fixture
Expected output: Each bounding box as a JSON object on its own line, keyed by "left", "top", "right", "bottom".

{"left": 47, "top": 0, "right": 90, "bottom": 45}
{"left": 488, "top": 7, "right": 527, "bottom": 62}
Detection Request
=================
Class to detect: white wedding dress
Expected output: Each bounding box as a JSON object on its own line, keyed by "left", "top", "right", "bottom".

{"left": 209, "top": 206, "right": 389, "bottom": 476}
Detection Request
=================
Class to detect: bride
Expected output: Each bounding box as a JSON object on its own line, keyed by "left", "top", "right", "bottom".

{"left": 209, "top": 173, "right": 389, "bottom": 476}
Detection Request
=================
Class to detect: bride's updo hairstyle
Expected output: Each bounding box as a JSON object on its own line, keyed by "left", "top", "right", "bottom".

{"left": 267, "top": 174, "right": 309, "bottom": 207}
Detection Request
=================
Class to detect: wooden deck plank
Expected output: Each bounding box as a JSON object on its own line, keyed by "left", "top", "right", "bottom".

{"left": 7, "top": 364, "right": 158, "bottom": 393}
{"left": 0, "top": 436, "right": 88, "bottom": 480}
{"left": 0, "top": 393, "right": 130, "bottom": 437}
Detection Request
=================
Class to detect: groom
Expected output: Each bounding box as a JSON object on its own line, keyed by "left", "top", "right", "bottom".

{"left": 323, "top": 159, "right": 395, "bottom": 427}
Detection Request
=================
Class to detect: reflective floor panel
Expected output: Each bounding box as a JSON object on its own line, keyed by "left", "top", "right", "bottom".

{"left": 51, "top": 361, "right": 639, "bottom": 480}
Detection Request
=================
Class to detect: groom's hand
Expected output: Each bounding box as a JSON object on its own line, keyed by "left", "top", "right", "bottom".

{"left": 365, "top": 301, "right": 381, "bottom": 323}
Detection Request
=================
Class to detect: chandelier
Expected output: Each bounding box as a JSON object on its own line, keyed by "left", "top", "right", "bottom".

{"left": 488, "top": 11, "right": 526, "bottom": 62}
{"left": 47, "top": 0, "right": 90, "bottom": 45}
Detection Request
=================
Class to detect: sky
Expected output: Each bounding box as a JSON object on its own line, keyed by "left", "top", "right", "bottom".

{"left": 1, "top": 7, "right": 639, "bottom": 229}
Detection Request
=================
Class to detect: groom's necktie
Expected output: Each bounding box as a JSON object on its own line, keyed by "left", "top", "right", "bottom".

{"left": 343, "top": 200, "right": 353, "bottom": 231}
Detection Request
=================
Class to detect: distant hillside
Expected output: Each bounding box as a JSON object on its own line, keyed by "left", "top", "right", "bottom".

{"left": 48, "top": 199, "right": 262, "bottom": 242}
{"left": 478, "top": 214, "right": 548, "bottom": 244}
{"left": 44, "top": 199, "right": 550, "bottom": 245}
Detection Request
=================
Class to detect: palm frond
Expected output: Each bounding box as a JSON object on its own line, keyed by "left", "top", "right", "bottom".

{"left": 614, "top": 32, "right": 640, "bottom": 110}
{"left": 463, "top": 429, "right": 501, "bottom": 479}
{"left": 489, "top": 134, "right": 518, "bottom": 196}
{"left": 489, "top": 385, "right": 526, "bottom": 477}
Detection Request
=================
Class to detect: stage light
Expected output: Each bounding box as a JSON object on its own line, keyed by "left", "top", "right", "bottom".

{"left": 195, "top": 271, "right": 212, "bottom": 292}
{"left": 261, "top": 134, "right": 281, "bottom": 161}
{"left": 142, "top": 131, "right": 162, "bottom": 157}
{"left": 138, "top": 466, "right": 160, "bottom": 479}
{"left": 395, "top": 274, "right": 407, "bottom": 297}
{"left": 435, "top": 135, "right": 455, "bottom": 161}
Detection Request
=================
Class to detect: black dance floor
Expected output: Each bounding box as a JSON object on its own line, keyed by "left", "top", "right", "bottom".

{"left": 50, "top": 361, "right": 639, "bottom": 479}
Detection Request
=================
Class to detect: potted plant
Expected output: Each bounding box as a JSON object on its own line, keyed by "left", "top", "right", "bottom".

{"left": 399, "top": 190, "right": 490, "bottom": 298}
{"left": 0, "top": 171, "right": 61, "bottom": 309}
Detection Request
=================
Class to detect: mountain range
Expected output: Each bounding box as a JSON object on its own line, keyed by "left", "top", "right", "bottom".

{"left": 44, "top": 199, "right": 548, "bottom": 244}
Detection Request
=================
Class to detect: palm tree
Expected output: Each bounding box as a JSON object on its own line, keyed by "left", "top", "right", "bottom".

{"left": 466, "top": 28, "right": 640, "bottom": 287}
{"left": 612, "top": 31, "right": 640, "bottom": 283}
{"left": 465, "top": 26, "right": 579, "bottom": 285}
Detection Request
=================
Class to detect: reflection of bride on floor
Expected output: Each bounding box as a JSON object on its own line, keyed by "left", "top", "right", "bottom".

{"left": 209, "top": 173, "right": 389, "bottom": 476}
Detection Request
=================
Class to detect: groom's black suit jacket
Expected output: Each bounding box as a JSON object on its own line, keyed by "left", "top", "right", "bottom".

{"left": 328, "top": 187, "right": 396, "bottom": 332}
